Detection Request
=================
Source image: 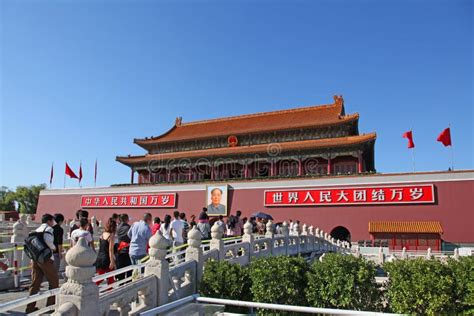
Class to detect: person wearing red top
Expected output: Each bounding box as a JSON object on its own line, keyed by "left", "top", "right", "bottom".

{"left": 151, "top": 217, "right": 161, "bottom": 235}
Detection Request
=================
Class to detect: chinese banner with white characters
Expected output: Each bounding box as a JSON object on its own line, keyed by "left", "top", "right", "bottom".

{"left": 81, "top": 193, "right": 176, "bottom": 208}
{"left": 264, "top": 184, "right": 435, "bottom": 206}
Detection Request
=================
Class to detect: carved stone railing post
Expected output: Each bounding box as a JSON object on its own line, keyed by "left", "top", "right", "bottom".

{"left": 306, "top": 225, "right": 313, "bottom": 253}
{"left": 61, "top": 221, "right": 69, "bottom": 242}
{"left": 265, "top": 220, "right": 274, "bottom": 255}
{"left": 210, "top": 222, "right": 225, "bottom": 261}
{"left": 401, "top": 247, "right": 407, "bottom": 259}
{"left": 26, "top": 215, "right": 32, "bottom": 225}
{"left": 185, "top": 227, "right": 203, "bottom": 286}
{"left": 281, "top": 221, "right": 289, "bottom": 255}
{"left": 378, "top": 247, "right": 385, "bottom": 264}
{"left": 354, "top": 245, "right": 361, "bottom": 258}
{"left": 55, "top": 237, "right": 98, "bottom": 315}
{"left": 145, "top": 230, "right": 171, "bottom": 306}
{"left": 453, "top": 248, "right": 460, "bottom": 260}
{"left": 90, "top": 216, "right": 97, "bottom": 235}
{"left": 293, "top": 222, "right": 300, "bottom": 254}
{"left": 426, "top": 248, "right": 432, "bottom": 260}
{"left": 11, "top": 215, "right": 30, "bottom": 278}
{"left": 242, "top": 222, "right": 254, "bottom": 260}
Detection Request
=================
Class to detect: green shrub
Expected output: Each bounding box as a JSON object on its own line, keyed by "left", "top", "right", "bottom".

{"left": 199, "top": 259, "right": 251, "bottom": 301}
{"left": 448, "top": 256, "right": 474, "bottom": 314}
{"left": 384, "top": 258, "right": 456, "bottom": 315}
{"left": 249, "top": 256, "right": 308, "bottom": 314}
{"left": 305, "top": 253, "right": 381, "bottom": 311}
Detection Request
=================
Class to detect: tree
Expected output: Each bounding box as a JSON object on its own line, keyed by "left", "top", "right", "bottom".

{"left": 0, "top": 186, "right": 16, "bottom": 211}
{"left": 11, "top": 184, "right": 46, "bottom": 214}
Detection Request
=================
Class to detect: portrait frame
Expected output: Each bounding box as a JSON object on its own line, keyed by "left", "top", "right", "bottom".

{"left": 205, "top": 184, "right": 228, "bottom": 216}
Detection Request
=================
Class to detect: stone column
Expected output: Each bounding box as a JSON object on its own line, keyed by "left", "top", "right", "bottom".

{"left": 291, "top": 222, "right": 300, "bottom": 254}
{"left": 145, "top": 230, "right": 171, "bottom": 306}
{"left": 265, "top": 220, "right": 274, "bottom": 255}
{"left": 242, "top": 221, "right": 255, "bottom": 259}
{"left": 281, "top": 221, "right": 289, "bottom": 255}
{"left": 401, "top": 247, "right": 407, "bottom": 259}
{"left": 90, "top": 216, "right": 97, "bottom": 235}
{"left": 26, "top": 215, "right": 32, "bottom": 225}
{"left": 378, "top": 247, "right": 385, "bottom": 264}
{"left": 209, "top": 222, "right": 225, "bottom": 261}
{"left": 185, "top": 227, "right": 203, "bottom": 285}
{"left": 11, "top": 215, "right": 30, "bottom": 278}
{"left": 55, "top": 237, "right": 99, "bottom": 315}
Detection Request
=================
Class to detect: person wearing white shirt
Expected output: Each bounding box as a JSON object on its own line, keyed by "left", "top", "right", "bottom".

{"left": 171, "top": 211, "right": 185, "bottom": 246}
{"left": 160, "top": 215, "right": 172, "bottom": 241}
{"left": 70, "top": 218, "right": 94, "bottom": 249}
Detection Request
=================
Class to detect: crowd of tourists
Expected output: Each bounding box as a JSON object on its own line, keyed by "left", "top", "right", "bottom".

{"left": 23, "top": 207, "right": 278, "bottom": 312}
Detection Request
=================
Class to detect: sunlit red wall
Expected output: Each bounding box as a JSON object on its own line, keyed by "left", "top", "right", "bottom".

{"left": 37, "top": 171, "right": 474, "bottom": 244}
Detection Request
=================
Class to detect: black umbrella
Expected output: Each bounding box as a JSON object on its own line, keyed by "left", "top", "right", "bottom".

{"left": 252, "top": 212, "right": 274, "bottom": 220}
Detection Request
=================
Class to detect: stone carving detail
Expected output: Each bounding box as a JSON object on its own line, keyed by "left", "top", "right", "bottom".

{"left": 55, "top": 237, "right": 99, "bottom": 315}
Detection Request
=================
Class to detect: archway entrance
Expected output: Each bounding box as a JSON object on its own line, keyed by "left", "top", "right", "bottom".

{"left": 330, "top": 226, "right": 351, "bottom": 242}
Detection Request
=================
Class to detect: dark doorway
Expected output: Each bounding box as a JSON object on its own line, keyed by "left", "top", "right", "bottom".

{"left": 330, "top": 226, "right": 351, "bottom": 242}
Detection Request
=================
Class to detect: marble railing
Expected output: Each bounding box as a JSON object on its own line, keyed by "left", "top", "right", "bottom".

{"left": 50, "top": 220, "right": 349, "bottom": 316}
{"left": 0, "top": 220, "right": 349, "bottom": 315}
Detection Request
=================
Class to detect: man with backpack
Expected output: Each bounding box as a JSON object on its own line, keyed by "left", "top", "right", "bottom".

{"left": 25, "top": 214, "right": 59, "bottom": 313}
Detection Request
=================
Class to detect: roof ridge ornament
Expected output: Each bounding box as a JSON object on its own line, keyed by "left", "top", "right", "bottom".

{"left": 333, "top": 95, "right": 344, "bottom": 106}
{"left": 175, "top": 116, "right": 183, "bottom": 126}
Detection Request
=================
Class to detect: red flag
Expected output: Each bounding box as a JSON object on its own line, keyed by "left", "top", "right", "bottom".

{"left": 79, "top": 163, "right": 83, "bottom": 183}
{"left": 49, "top": 163, "right": 54, "bottom": 185}
{"left": 402, "top": 130, "right": 415, "bottom": 148}
{"left": 94, "top": 159, "right": 98, "bottom": 185}
{"left": 65, "top": 162, "right": 78, "bottom": 179}
{"left": 437, "top": 128, "right": 452, "bottom": 146}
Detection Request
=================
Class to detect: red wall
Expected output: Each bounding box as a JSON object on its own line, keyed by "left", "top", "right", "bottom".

{"left": 36, "top": 172, "right": 474, "bottom": 244}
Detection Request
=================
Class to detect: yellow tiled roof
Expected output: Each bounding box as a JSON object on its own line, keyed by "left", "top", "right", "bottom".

{"left": 369, "top": 221, "right": 443, "bottom": 234}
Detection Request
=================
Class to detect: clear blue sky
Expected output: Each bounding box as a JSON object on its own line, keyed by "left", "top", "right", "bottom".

{"left": 1, "top": 0, "right": 472, "bottom": 189}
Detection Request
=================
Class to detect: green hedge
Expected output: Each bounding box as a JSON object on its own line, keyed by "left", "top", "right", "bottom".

{"left": 384, "top": 258, "right": 456, "bottom": 315}
{"left": 249, "top": 256, "right": 308, "bottom": 308}
{"left": 305, "top": 253, "right": 382, "bottom": 311}
{"left": 448, "top": 256, "right": 474, "bottom": 314}
{"left": 199, "top": 259, "right": 251, "bottom": 301}
{"left": 199, "top": 254, "right": 474, "bottom": 315}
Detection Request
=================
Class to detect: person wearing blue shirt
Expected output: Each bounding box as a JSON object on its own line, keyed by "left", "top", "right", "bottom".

{"left": 127, "top": 213, "right": 152, "bottom": 264}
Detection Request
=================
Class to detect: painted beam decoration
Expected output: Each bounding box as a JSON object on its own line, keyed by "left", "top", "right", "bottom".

{"left": 81, "top": 193, "right": 176, "bottom": 208}
{"left": 264, "top": 184, "right": 435, "bottom": 206}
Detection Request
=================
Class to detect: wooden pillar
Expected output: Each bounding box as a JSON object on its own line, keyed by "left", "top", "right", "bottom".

{"left": 244, "top": 162, "right": 249, "bottom": 178}
{"left": 298, "top": 158, "right": 303, "bottom": 176}
{"left": 188, "top": 168, "right": 192, "bottom": 181}
{"left": 327, "top": 157, "right": 332, "bottom": 175}
{"left": 148, "top": 172, "right": 152, "bottom": 183}
{"left": 270, "top": 160, "right": 275, "bottom": 177}
{"left": 358, "top": 152, "right": 363, "bottom": 173}
{"left": 130, "top": 168, "right": 134, "bottom": 184}
{"left": 167, "top": 169, "right": 171, "bottom": 182}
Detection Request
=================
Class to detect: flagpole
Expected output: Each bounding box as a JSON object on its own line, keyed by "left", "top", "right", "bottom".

{"left": 79, "top": 161, "right": 82, "bottom": 189}
{"left": 50, "top": 162, "right": 53, "bottom": 189}
{"left": 94, "top": 158, "right": 97, "bottom": 187}
{"left": 411, "top": 127, "right": 415, "bottom": 172}
{"left": 449, "top": 123, "right": 454, "bottom": 171}
{"left": 63, "top": 162, "right": 66, "bottom": 189}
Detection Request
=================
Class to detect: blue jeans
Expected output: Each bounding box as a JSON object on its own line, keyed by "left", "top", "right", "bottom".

{"left": 130, "top": 254, "right": 147, "bottom": 265}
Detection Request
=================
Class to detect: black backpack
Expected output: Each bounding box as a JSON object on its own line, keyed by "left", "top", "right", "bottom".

{"left": 24, "top": 228, "right": 53, "bottom": 264}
